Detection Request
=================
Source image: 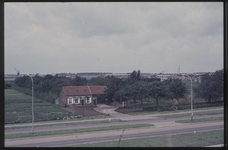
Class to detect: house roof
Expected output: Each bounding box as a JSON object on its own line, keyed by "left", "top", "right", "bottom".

{"left": 62, "top": 86, "right": 107, "bottom": 96}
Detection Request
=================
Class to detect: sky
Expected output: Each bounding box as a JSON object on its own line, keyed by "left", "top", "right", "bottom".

{"left": 4, "top": 2, "right": 223, "bottom": 75}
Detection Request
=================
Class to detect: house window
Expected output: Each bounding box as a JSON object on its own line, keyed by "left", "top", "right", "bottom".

{"left": 74, "top": 97, "right": 80, "bottom": 104}
{"left": 86, "top": 96, "right": 91, "bottom": 103}
{"left": 68, "top": 97, "right": 73, "bottom": 104}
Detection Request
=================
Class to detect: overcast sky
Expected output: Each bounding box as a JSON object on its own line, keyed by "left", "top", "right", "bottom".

{"left": 5, "top": 2, "right": 223, "bottom": 75}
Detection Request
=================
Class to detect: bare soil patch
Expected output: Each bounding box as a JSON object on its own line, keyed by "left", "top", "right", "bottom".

{"left": 61, "top": 106, "right": 103, "bottom": 117}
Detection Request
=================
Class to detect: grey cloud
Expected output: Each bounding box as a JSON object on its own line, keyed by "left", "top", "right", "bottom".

{"left": 4, "top": 2, "right": 223, "bottom": 74}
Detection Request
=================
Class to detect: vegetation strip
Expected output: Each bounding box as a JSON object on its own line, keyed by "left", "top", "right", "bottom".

{"left": 5, "top": 124, "right": 154, "bottom": 139}
{"left": 5, "top": 115, "right": 115, "bottom": 126}
{"left": 158, "top": 109, "right": 223, "bottom": 118}
{"left": 5, "top": 119, "right": 121, "bottom": 129}
{"left": 71, "top": 129, "right": 223, "bottom": 147}
{"left": 128, "top": 107, "right": 223, "bottom": 116}
{"left": 175, "top": 117, "right": 223, "bottom": 123}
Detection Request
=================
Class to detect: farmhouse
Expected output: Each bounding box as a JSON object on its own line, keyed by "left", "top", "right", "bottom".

{"left": 59, "top": 86, "right": 107, "bottom": 107}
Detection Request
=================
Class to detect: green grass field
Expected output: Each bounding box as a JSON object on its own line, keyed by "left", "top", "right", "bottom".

{"left": 5, "top": 89, "right": 72, "bottom": 124}
{"left": 71, "top": 130, "right": 223, "bottom": 147}
{"left": 158, "top": 109, "right": 223, "bottom": 118}
{"left": 171, "top": 130, "right": 223, "bottom": 147}
{"left": 129, "top": 106, "right": 223, "bottom": 116}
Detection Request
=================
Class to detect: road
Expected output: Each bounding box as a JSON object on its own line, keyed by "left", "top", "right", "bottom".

{"left": 5, "top": 121, "right": 223, "bottom": 147}
{"left": 5, "top": 107, "right": 224, "bottom": 147}
{"left": 5, "top": 114, "right": 223, "bottom": 134}
{"left": 5, "top": 107, "right": 223, "bottom": 128}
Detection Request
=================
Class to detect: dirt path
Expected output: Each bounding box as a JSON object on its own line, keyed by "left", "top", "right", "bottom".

{"left": 93, "top": 104, "right": 131, "bottom": 118}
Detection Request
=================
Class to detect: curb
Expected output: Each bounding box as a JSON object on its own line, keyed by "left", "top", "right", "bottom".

{"left": 205, "top": 144, "right": 224, "bottom": 147}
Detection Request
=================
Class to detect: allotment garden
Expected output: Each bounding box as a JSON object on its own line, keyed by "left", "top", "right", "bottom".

{"left": 5, "top": 89, "right": 74, "bottom": 124}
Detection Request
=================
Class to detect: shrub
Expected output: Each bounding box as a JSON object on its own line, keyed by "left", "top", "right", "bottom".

{"left": 172, "top": 99, "right": 178, "bottom": 106}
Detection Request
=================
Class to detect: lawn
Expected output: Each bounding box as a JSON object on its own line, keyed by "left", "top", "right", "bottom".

{"left": 129, "top": 106, "right": 223, "bottom": 116}
{"left": 71, "top": 129, "right": 223, "bottom": 147}
{"left": 158, "top": 109, "right": 223, "bottom": 118}
{"left": 171, "top": 130, "right": 223, "bottom": 147}
{"left": 73, "top": 136, "right": 167, "bottom": 147}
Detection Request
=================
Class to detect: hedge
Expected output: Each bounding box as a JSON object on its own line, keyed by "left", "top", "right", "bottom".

{"left": 142, "top": 102, "right": 223, "bottom": 112}
{"left": 11, "top": 84, "right": 57, "bottom": 104}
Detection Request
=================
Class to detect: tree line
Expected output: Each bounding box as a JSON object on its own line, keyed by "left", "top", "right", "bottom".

{"left": 9, "top": 69, "right": 223, "bottom": 107}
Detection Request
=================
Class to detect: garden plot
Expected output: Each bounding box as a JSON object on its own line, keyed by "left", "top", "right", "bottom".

{"left": 5, "top": 89, "right": 73, "bottom": 124}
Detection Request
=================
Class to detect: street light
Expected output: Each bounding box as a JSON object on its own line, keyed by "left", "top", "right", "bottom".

{"left": 187, "top": 75, "right": 193, "bottom": 121}
{"left": 28, "top": 73, "right": 39, "bottom": 134}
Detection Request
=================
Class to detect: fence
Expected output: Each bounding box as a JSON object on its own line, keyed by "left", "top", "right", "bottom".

{"left": 5, "top": 111, "right": 79, "bottom": 124}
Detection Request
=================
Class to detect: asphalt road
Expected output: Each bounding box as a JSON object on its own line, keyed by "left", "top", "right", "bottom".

{"left": 5, "top": 121, "right": 223, "bottom": 147}
{"left": 5, "top": 107, "right": 223, "bottom": 128}
{"left": 4, "top": 107, "right": 224, "bottom": 147}
{"left": 5, "top": 113, "right": 223, "bottom": 134}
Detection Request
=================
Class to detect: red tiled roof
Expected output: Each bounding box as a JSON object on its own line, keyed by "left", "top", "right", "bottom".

{"left": 62, "top": 86, "right": 107, "bottom": 96}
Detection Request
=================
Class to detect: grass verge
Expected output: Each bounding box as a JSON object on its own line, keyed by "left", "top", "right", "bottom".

{"left": 175, "top": 117, "right": 223, "bottom": 123}
{"left": 71, "top": 129, "right": 223, "bottom": 147}
{"left": 158, "top": 109, "right": 223, "bottom": 118}
{"left": 172, "top": 130, "right": 223, "bottom": 147}
{"left": 72, "top": 136, "right": 167, "bottom": 147}
{"left": 5, "top": 119, "right": 121, "bottom": 129}
{"left": 5, "top": 124, "right": 154, "bottom": 139}
{"left": 129, "top": 106, "right": 223, "bottom": 116}
{"left": 5, "top": 115, "right": 115, "bottom": 127}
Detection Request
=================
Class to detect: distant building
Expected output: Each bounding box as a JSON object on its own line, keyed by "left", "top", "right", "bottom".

{"left": 105, "top": 74, "right": 129, "bottom": 78}
{"left": 156, "top": 75, "right": 171, "bottom": 81}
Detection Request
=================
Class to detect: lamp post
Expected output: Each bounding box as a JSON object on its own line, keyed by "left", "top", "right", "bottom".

{"left": 188, "top": 75, "right": 193, "bottom": 121}
{"left": 28, "top": 73, "right": 39, "bottom": 134}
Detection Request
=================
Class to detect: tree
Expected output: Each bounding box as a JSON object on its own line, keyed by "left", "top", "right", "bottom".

{"left": 130, "top": 81, "right": 148, "bottom": 104}
{"left": 104, "top": 76, "right": 124, "bottom": 102}
{"left": 115, "top": 81, "right": 148, "bottom": 105}
{"left": 88, "top": 77, "right": 106, "bottom": 86}
{"left": 14, "top": 75, "right": 30, "bottom": 88}
{"left": 141, "top": 78, "right": 160, "bottom": 82}
{"left": 128, "top": 70, "right": 141, "bottom": 84}
{"left": 114, "top": 83, "right": 133, "bottom": 107}
{"left": 5, "top": 81, "right": 11, "bottom": 89}
{"left": 194, "top": 69, "right": 223, "bottom": 103}
{"left": 71, "top": 76, "right": 87, "bottom": 86}
{"left": 164, "top": 79, "right": 188, "bottom": 100}
{"left": 146, "top": 81, "right": 170, "bottom": 108}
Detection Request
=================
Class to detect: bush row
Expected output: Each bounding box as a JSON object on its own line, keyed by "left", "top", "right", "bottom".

{"left": 12, "top": 84, "right": 57, "bottom": 104}
{"left": 5, "top": 112, "right": 75, "bottom": 124}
